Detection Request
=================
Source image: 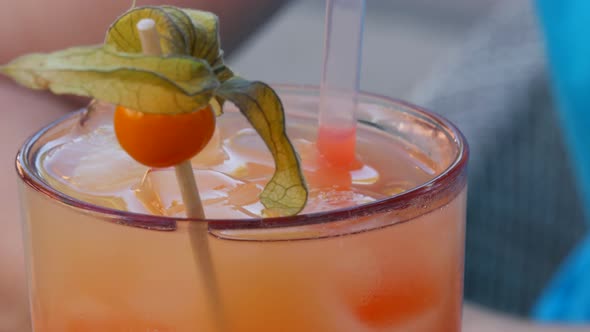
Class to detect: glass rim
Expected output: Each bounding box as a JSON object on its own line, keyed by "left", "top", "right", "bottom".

{"left": 16, "top": 84, "right": 469, "bottom": 231}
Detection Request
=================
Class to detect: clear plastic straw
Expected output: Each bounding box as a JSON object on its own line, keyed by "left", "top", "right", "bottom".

{"left": 318, "top": 0, "right": 366, "bottom": 167}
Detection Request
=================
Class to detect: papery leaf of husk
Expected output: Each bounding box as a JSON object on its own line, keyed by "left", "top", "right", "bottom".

{"left": 217, "top": 77, "right": 308, "bottom": 216}
{"left": 0, "top": 46, "right": 218, "bottom": 114}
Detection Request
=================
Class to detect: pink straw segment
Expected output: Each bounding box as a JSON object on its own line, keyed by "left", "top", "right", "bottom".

{"left": 318, "top": 0, "right": 366, "bottom": 168}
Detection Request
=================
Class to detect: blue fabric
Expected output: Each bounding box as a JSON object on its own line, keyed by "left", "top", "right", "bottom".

{"left": 533, "top": 234, "right": 590, "bottom": 321}
{"left": 533, "top": 0, "right": 590, "bottom": 321}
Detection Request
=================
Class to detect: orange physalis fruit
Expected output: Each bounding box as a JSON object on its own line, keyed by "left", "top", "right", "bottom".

{"left": 114, "top": 105, "right": 216, "bottom": 168}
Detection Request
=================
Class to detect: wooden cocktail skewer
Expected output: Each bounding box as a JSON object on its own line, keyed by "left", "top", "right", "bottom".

{"left": 137, "top": 18, "right": 226, "bottom": 331}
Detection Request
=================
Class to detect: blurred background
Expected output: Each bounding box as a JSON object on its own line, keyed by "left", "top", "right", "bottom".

{"left": 230, "top": 0, "right": 503, "bottom": 98}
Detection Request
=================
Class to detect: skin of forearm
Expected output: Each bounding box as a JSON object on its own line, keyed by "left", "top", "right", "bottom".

{"left": 463, "top": 303, "right": 590, "bottom": 332}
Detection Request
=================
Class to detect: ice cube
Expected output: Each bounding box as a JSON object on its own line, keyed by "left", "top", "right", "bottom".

{"left": 191, "top": 126, "right": 227, "bottom": 168}
{"left": 76, "top": 101, "right": 116, "bottom": 133}
{"left": 219, "top": 128, "right": 274, "bottom": 179}
{"left": 227, "top": 182, "right": 262, "bottom": 206}
{"left": 293, "top": 138, "right": 321, "bottom": 172}
{"left": 45, "top": 127, "right": 143, "bottom": 192}
{"left": 70, "top": 127, "right": 147, "bottom": 192}
{"left": 135, "top": 168, "right": 263, "bottom": 219}
{"left": 225, "top": 128, "right": 273, "bottom": 165}
{"left": 39, "top": 123, "right": 148, "bottom": 211}
{"left": 41, "top": 124, "right": 146, "bottom": 193}
{"left": 302, "top": 188, "right": 377, "bottom": 214}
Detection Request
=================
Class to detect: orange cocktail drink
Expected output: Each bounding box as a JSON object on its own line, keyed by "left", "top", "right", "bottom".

{"left": 17, "top": 86, "right": 468, "bottom": 331}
